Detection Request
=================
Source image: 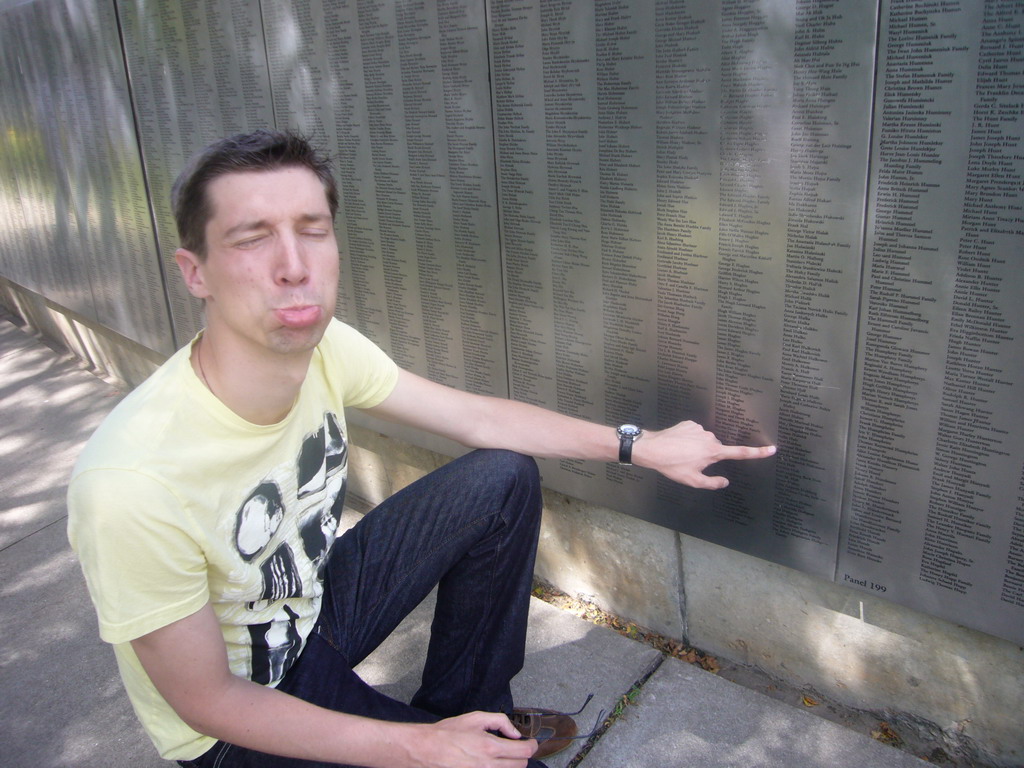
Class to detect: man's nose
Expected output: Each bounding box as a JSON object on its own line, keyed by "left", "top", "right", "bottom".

{"left": 275, "top": 234, "right": 310, "bottom": 284}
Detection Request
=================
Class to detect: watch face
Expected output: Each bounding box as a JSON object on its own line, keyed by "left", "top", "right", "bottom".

{"left": 619, "top": 424, "right": 641, "bottom": 437}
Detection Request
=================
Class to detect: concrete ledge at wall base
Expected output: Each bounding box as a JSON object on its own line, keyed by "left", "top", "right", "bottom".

{"left": 0, "top": 278, "right": 165, "bottom": 391}
{"left": 4, "top": 286, "right": 1021, "bottom": 767}
{"left": 681, "top": 536, "right": 1023, "bottom": 768}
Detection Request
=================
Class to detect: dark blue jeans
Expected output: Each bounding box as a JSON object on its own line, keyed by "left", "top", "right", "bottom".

{"left": 179, "top": 449, "right": 546, "bottom": 768}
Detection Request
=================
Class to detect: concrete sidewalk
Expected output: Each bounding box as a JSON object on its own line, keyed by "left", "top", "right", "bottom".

{"left": 0, "top": 310, "right": 927, "bottom": 768}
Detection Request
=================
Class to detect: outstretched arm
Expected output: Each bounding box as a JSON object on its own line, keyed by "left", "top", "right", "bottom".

{"left": 367, "top": 370, "right": 775, "bottom": 490}
{"left": 131, "top": 604, "right": 537, "bottom": 768}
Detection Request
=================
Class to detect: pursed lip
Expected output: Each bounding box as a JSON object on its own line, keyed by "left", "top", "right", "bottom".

{"left": 274, "top": 304, "right": 323, "bottom": 329}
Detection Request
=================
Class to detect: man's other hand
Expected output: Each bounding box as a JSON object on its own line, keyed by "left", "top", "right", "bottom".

{"left": 406, "top": 711, "right": 537, "bottom": 768}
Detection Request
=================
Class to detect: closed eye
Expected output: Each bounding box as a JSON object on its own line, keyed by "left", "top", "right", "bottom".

{"left": 235, "top": 235, "right": 268, "bottom": 249}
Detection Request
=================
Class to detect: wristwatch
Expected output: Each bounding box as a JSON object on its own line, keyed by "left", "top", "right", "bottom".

{"left": 616, "top": 424, "right": 643, "bottom": 465}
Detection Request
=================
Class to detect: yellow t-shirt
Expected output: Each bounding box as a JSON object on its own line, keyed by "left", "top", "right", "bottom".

{"left": 67, "top": 319, "right": 398, "bottom": 760}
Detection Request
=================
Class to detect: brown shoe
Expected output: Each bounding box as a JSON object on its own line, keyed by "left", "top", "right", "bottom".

{"left": 511, "top": 707, "right": 579, "bottom": 759}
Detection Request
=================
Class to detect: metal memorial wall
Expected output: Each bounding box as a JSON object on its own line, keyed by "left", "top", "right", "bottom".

{"left": 842, "top": 0, "right": 1023, "bottom": 640}
{"left": 0, "top": 0, "right": 1020, "bottom": 644}
{"left": 488, "top": 0, "right": 877, "bottom": 582}
{"left": 0, "top": 0, "right": 173, "bottom": 355}
{"left": 259, "top": 0, "right": 508, "bottom": 397}
{"left": 117, "top": 0, "right": 276, "bottom": 346}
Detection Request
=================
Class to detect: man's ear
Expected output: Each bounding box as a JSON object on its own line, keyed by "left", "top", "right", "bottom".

{"left": 175, "top": 248, "right": 210, "bottom": 299}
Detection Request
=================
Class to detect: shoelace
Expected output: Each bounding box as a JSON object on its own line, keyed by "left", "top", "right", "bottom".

{"left": 512, "top": 693, "right": 608, "bottom": 744}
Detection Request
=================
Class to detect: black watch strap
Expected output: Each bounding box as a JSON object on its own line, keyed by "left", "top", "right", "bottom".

{"left": 618, "top": 436, "right": 634, "bottom": 465}
{"left": 617, "top": 424, "right": 642, "bottom": 465}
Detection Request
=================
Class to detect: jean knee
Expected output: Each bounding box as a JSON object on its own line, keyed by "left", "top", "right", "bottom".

{"left": 463, "top": 449, "right": 540, "bottom": 512}
{"left": 475, "top": 448, "right": 539, "bottom": 487}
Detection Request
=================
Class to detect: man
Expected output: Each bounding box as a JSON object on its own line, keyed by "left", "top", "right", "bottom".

{"left": 68, "top": 131, "right": 775, "bottom": 768}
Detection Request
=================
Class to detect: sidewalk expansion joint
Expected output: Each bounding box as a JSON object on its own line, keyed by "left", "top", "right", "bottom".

{"left": 0, "top": 515, "right": 68, "bottom": 555}
{"left": 566, "top": 653, "right": 664, "bottom": 768}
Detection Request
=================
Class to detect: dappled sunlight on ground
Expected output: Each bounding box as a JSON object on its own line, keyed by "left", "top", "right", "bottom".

{"left": 0, "top": 314, "right": 163, "bottom": 768}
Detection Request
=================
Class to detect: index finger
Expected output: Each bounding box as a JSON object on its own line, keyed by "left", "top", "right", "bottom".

{"left": 717, "top": 443, "right": 776, "bottom": 462}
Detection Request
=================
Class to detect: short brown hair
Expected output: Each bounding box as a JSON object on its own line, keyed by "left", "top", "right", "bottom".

{"left": 171, "top": 130, "right": 338, "bottom": 258}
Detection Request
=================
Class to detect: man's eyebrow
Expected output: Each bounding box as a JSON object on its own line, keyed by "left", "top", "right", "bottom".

{"left": 296, "top": 213, "right": 333, "bottom": 226}
{"left": 222, "top": 219, "right": 271, "bottom": 240}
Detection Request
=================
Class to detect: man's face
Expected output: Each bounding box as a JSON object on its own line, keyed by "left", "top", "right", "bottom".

{"left": 177, "top": 166, "right": 339, "bottom": 357}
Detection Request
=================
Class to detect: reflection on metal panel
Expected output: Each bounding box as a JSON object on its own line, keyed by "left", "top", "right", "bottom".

{"left": 118, "top": 0, "right": 275, "bottom": 348}
{"left": 490, "top": 0, "right": 876, "bottom": 580}
{"left": 2, "top": 3, "right": 57, "bottom": 299}
{"left": 262, "top": 0, "right": 508, "bottom": 397}
{"left": 0, "top": 12, "right": 39, "bottom": 293}
{"left": 840, "top": 0, "right": 1024, "bottom": 644}
{"left": 0, "top": 0, "right": 172, "bottom": 354}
